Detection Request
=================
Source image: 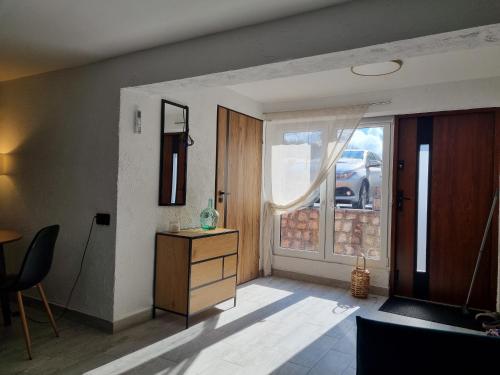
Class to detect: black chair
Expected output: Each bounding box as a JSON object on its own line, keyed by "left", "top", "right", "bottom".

{"left": 0, "top": 225, "right": 60, "bottom": 359}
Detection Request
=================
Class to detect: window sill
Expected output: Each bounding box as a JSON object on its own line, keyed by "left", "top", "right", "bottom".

{"left": 272, "top": 250, "right": 389, "bottom": 270}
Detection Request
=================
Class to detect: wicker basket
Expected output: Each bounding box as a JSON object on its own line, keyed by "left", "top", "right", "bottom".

{"left": 351, "top": 255, "right": 370, "bottom": 298}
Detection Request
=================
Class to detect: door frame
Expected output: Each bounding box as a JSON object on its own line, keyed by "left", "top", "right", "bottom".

{"left": 389, "top": 108, "right": 500, "bottom": 308}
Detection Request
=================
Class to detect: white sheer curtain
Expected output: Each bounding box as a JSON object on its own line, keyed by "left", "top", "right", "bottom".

{"left": 262, "top": 104, "right": 368, "bottom": 275}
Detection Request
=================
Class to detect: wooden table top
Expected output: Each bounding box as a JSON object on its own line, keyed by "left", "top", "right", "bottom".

{"left": 0, "top": 230, "right": 22, "bottom": 245}
{"left": 158, "top": 227, "right": 237, "bottom": 239}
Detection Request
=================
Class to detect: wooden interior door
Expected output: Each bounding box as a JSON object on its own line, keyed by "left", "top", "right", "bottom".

{"left": 393, "top": 110, "right": 498, "bottom": 310}
{"left": 216, "top": 106, "right": 263, "bottom": 284}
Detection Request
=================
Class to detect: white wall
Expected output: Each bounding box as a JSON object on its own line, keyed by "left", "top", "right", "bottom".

{"left": 114, "top": 87, "right": 262, "bottom": 321}
{"left": 270, "top": 76, "right": 500, "bottom": 296}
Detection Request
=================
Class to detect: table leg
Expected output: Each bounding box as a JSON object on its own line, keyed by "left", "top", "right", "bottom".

{"left": 0, "top": 244, "right": 12, "bottom": 326}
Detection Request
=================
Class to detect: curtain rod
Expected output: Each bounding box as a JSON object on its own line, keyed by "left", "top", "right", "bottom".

{"left": 263, "top": 100, "right": 392, "bottom": 116}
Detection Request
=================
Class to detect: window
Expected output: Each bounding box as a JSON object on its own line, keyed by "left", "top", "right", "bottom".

{"left": 416, "top": 144, "right": 430, "bottom": 272}
{"left": 272, "top": 118, "right": 392, "bottom": 267}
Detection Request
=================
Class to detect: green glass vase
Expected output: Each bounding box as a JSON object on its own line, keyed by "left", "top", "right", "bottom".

{"left": 200, "top": 198, "right": 219, "bottom": 230}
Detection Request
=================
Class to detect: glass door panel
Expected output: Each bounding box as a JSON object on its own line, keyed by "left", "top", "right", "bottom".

{"left": 326, "top": 119, "right": 392, "bottom": 267}
{"left": 272, "top": 129, "right": 325, "bottom": 259}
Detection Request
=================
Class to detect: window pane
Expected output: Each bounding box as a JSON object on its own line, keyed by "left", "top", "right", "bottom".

{"left": 280, "top": 202, "right": 320, "bottom": 252}
{"left": 333, "top": 127, "right": 383, "bottom": 260}
{"left": 416, "top": 144, "right": 430, "bottom": 272}
{"left": 278, "top": 131, "right": 321, "bottom": 252}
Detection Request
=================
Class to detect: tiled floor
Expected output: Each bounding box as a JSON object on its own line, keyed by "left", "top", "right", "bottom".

{"left": 0, "top": 277, "right": 480, "bottom": 374}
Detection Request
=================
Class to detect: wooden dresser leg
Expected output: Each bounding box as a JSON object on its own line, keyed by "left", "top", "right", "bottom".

{"left": 16, "top": 291, "right": 32, "bottom": 360}
{"left": 36, "top": 284, "right": 59, "bottom": 337}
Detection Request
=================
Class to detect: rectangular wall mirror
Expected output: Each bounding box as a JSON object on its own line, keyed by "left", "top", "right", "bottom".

{"left": 159, "top": 99, "right": 189, "bottom": 206}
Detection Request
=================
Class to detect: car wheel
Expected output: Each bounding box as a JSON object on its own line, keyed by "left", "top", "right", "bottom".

{"left": 356, "top": 182, "right": 369, "bottom": 209}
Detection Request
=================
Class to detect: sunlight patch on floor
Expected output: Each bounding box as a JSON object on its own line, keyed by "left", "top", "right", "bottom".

{"left": 85, "top": 281, "right": 360, "bottom": 375}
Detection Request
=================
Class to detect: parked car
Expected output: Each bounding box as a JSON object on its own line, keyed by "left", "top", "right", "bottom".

{"left": 335, "top": 149, "right": 382, "bottom": 209}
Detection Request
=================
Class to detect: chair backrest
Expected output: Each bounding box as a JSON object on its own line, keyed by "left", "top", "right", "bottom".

{"left": 356, "top": 316, "right": 500, "bottom": 374}
{"left": 16, "top": 225, "right": 59, "bottom": 290}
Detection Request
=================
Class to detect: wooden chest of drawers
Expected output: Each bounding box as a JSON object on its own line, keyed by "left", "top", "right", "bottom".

{"left": 153, "top": 228, "right": 238, "bottom": 327}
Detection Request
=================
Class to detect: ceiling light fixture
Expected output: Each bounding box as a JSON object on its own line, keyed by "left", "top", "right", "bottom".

{"left": 351, "top": 60, "right": 403, "bottom": 77}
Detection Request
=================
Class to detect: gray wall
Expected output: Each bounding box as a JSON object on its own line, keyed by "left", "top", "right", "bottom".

{"left": 1, "top": 0, "right": 499, "bottom": 322}
{"left": 0, "top": 69, "right": 121, "bottom": 320}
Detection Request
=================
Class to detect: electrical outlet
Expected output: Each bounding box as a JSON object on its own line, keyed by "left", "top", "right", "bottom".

{"left": 96, "top": 213, "right": 111, "bottom": 226}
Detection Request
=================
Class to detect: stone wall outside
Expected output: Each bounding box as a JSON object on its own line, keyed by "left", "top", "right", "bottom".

{"left": 280, "top": 208, "right": 320, "bottom": 251}
{"left": 333, "top": 209, "right": 380, "bottom": 259}
{"left": 280, "top": 208, "right": 381, "bottom": 259}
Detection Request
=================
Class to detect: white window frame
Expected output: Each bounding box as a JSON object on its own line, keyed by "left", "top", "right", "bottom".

{"left": 270, "top": 116, "right": 393, "bottom": 269}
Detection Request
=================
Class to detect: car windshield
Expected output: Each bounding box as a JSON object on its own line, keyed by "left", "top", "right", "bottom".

{"left": 339, "top": 150, "right": 364, "bottom": 162}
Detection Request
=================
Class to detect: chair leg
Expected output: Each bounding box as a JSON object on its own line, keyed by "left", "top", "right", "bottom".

{"left": 16, "top": 291, "right": 32, "bottom": 360}
{"left": 36, "top": 283, "right": 59, "bottom": 337}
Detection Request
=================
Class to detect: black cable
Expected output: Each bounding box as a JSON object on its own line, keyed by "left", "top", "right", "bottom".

{"left": 27, "top": 215, "right": 96, "bottom": 323}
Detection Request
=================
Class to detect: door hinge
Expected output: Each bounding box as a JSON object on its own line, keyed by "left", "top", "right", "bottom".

{"left": 394, "top": 269, "right": 399, "bottom": 282}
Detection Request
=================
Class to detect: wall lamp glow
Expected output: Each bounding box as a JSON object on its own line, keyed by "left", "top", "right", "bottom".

{"left": 0, "top": 154, "right": 7, "bottom": 175}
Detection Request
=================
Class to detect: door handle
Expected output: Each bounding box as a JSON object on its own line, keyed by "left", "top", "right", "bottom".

{"left": 218, "top": 190, "right": 231, "bottom": 202}
{"left": 397, "top": 190, "right": 410, "bottom": 211}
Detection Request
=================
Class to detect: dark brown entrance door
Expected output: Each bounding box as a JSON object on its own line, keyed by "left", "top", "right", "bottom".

{"left": 216, "top": 106, "right": 263, "bottom": 284}
{"left": 393, "top": 110, "right": 498, "bottom": 310}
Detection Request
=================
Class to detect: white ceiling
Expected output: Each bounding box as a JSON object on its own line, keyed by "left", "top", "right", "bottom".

{"left": 228, "top": 46, "right": 500, "bottom": 105}
{"left": 0, "top": 0, "right": 347, "bottom": 82}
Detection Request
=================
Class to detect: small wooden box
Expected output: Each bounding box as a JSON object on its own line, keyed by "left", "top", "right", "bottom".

{"left": 153, "top": 228, "right": 238, "bottom": 327}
